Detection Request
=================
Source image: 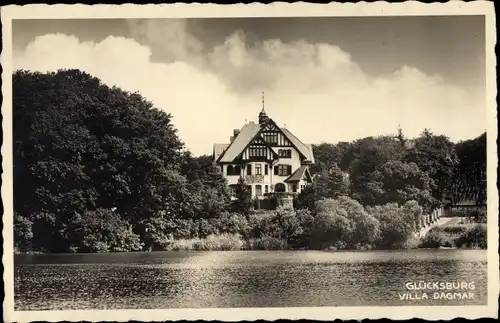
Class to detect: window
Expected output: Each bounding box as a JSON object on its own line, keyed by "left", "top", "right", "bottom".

{"left": 265, "top": 185, "right": 269, "bottom": 193}
{"left": 226, "top": 165, "right": 241, "bottom": 176}
{"left": 275, "top": 182, "right": 286, "bottom": 192}
{"left": 255, "top": 164, "right": 262, "bottom": 175}
{"left": 263, "top": 132, "right": 278, "bottom": 144}
{"left": 249, "top": 146, "right": 266, "bottom": 158}
{"left": 292, "top": 184, "right": 297, "bottom": 193}
{"left": 278, "top": 149, "right": 291, "bottom": 158}
{"left": 278, "top": 149, "right": 292, "bottom": 158}
{"left": 264, "top": 164, "right": 268, "bottom": 175}
{"left": 247, "top": 164, "right": 252, "bottom": 175}
{"left": 255, "top": 185, "right": 262, "bottom": 196}
{"left": 274, "top": 165, "right": 292, "bottom": 176}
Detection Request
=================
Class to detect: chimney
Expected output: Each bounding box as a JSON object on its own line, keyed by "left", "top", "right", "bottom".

{"left": 230, "top": 136, "right": 235, "bottom": 142}
{"left": 233, "top": 129, "right": 240, "bottom": 137}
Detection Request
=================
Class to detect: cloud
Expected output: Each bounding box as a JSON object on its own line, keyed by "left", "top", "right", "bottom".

{"left": 14, "top": 21, "right": 485, "bottom": 156}
{"left": 126, "top": 19, "right": 204, "bottom": 64}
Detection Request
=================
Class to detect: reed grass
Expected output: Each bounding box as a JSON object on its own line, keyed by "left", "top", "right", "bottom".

{"left": 165, "top": 233, "right": 244, "bottom": 251}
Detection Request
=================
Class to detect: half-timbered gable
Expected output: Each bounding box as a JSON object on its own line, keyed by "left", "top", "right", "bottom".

{"left": 239, "top": 135, "right": 279, "bottom": 161}
{"left": 260, "top": 121, "right": 293, "bottom": 147}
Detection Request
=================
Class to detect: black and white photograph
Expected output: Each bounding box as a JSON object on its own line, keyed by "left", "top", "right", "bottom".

{"left": 1, "top": 2, "right": 498, "bottom": 322}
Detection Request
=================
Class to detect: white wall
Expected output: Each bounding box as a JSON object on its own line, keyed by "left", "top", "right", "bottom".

{"left": 220, "top": 146, "right": 308, "bottom": 198}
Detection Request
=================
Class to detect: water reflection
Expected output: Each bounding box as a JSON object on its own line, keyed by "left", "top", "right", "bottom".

{"left": 15, "top": 250, "right": 487, "bottom": 310}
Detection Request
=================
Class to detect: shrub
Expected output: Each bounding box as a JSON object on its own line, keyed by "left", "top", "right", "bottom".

{"left": 142, "top": 216, "right": 197, "bottom": 250}
{"left": 291, "top": 208, "right": 315, "bottom": 247}
{"left": 455, "top": 224, "right": 487, "bottom": 249}
{"left": 245, "top": 208, "right": 303, "bottom": 242}
{"left": 274, "top": 206, "right": 305, "bottom": 242}
{"left": 468, "top": 209, "right": 487, "bottom": 223}
{"left": 14, "top": 212, "right": 33, "bottom": 251}
{"left": 419, "top": 227, "right": 454, "bottom": 248}
{"left": 440, "top": 225, "right": 469, "bottom": 236}
{"left": 68, "top": 209, "right": 143, "bottom": 253}
{"left": 310, "top": 196, "right": 380, "bottom": 249}
{"left": 247, "top": 211, "right": 279, "bottom": 238}
{"left": 402, "top": 200, "right": 424, "bottom": 232}
{"left": 198, "top": 218, "right": 220, "bottom": 238}
{"left": 214, "top": 212, "right": 251, "bottom": 238}
{"left": 368, "top": 201, "right": 423, "bottom": 249}
{"left": 403, "top": 236, "right": 421, "bottom": 249}
{"left": 294, "top": 185, "right": 318, "bottom": 211}
{"left": 111, "top": 230, "right": 144, "bottom": 252}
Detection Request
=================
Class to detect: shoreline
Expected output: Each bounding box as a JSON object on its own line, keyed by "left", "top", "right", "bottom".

{"left": 14, "top": 246, "right": 485, "bottom": 255}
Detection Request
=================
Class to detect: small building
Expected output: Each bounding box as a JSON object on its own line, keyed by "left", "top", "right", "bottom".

{"left": 445, "top": 199, "right": 486, "bottom": 215}
{"left": 213, "top": 107, "right": 315, "bottom": 202}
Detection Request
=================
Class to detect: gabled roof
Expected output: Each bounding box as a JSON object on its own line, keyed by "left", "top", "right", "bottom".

{"left": 281, "top": 128, "right": 315, "bottom": 163}
{"left": 214, "top": 119, "right": 316, "bottom": 164}
{"left": 285, "top": 165, "right": 312, "bottom": 183}
{"left": 213, "top": 143, "right": 230, "bottom": 161}
{"left": 217, "top": 122, "right": 261, "bottom": 163}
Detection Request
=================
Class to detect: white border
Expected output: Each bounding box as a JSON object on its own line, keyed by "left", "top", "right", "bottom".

{"left": 2, "top": 2, "right": 498, "bottom": 321}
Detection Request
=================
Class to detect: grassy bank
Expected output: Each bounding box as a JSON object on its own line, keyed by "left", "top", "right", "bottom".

{"left": 161, "top": 234, "right": 289, "bottom": 251}
{"left": 145, "top": 224, "right": 487, "bottom": 252}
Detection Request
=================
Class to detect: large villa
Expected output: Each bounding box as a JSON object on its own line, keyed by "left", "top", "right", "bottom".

{"left": 213, "top": 107, "right": 315, "bottom": 202}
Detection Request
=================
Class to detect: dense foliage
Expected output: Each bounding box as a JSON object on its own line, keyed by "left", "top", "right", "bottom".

{"left": 13, "top": 70, "right": 487, "bottom": 253}
{"left": 13, "top": 69, "right": 231, "bottom": 252}
{"left": 451, "top": 133, "right": 487, "bottom": 205}
{"left": 310, "top": 129, "right": 485, "bottom": 210}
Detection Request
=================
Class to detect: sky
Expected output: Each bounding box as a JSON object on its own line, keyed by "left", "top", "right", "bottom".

{"left": 12, "top": 16, "right": 486, "bottom": 156}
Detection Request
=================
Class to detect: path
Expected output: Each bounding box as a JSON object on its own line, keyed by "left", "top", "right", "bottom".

{"left": 415, "top": 217, "right": 465, "bottom": 238}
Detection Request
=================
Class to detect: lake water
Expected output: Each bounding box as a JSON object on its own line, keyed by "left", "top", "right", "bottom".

{"left": 15, "top": 249, "right": 487, "bottom": 310}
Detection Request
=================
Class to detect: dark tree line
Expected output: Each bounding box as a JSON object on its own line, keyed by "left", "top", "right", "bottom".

{"left": 304, "top": 128, "right": 485, "bottom": 213}
{"left": 13, "top": 69, "right": 487, "bottom": 253}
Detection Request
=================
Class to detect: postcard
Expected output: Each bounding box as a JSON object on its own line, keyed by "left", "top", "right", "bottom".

{"left": 1, "top": 2, "right": 498, "bottom": 322}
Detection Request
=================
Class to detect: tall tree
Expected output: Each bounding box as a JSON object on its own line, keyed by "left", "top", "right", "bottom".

{"left": 403, "top": 129, "right": 458, "bottom": 205}
{"left": 182, "top": 153, "right": 231, "bottom": 218}
{"left": 371, "top": 160, "right": 438, "bottom": 212}
{"left": 314, "top": 165, "right": 349, "bottom": 199}
{"left": 13, "top": 69, "right": 186, "bottom": 251}
{"left": 232, "top": 176, "right": 253, "bottom": 215}
{"left": 348, "top": 136, "right": 406, "bottom": 205}
{"left": 311, "top": 141, "right": 351, "bottom": 174}
{"left": 451, "top": 133, "right": 486, "bottom": 205}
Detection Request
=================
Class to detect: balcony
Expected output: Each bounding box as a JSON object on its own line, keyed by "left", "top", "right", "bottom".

{"left": 245, "top": 174, "right": 265, "bottom": 184}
